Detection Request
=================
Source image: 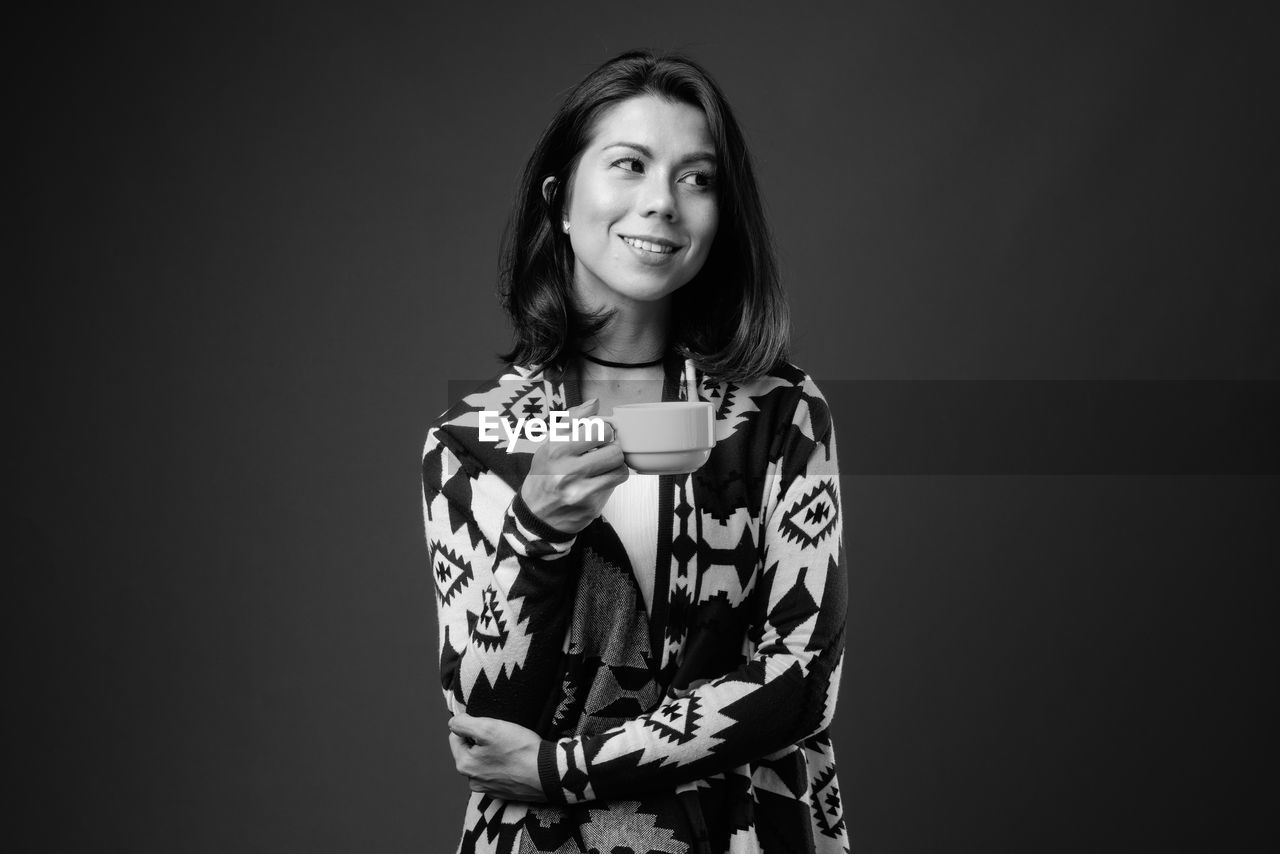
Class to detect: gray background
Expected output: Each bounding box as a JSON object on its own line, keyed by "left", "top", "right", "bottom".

{"left": 18, "top": 2, "right": 1276, "bottom": 851}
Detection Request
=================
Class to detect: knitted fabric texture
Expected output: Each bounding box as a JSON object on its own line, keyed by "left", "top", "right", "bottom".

{"left": 421, "top": 357, "right": 849, "bottom": 854}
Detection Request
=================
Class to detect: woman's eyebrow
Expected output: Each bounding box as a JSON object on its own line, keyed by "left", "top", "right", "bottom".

{"left": 603, "top": 141, "right": 718, "bottom": 166}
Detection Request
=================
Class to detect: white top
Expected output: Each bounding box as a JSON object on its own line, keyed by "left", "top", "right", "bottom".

{"left": 601, "top": 472, "right": 661, "bottom": 616}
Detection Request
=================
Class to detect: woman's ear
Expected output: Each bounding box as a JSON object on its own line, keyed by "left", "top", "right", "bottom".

{"left": 541, "top": 175, "right": 558, "bottom": 206}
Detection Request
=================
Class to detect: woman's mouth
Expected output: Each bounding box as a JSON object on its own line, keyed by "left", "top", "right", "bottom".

{"left": 620, "top": 236, "right": 679, "bottom": 255}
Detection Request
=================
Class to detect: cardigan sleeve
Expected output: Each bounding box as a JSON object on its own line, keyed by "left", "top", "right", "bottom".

{"left": 422, "top": 426, "right": 579, "bottom": 730}
{"left": 537, "top": 377, "right": 848, "bottom": 805}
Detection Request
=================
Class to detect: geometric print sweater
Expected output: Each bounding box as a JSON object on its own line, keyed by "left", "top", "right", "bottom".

{"left": 421, "top": 354, "right": 849, "bottom": 854}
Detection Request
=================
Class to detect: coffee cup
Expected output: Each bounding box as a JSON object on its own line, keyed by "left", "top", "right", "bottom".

{"left": 602, "top": 401, "right": 715, "bottom": 474}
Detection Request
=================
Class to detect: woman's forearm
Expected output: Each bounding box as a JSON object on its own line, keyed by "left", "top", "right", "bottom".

{"left": 424, "top": 427, "right": 579, "bottom": 729}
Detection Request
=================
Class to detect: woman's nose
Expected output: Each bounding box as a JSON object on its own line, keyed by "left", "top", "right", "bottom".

{"left": 641, "top": 175, "right": 678, "bottom": 219}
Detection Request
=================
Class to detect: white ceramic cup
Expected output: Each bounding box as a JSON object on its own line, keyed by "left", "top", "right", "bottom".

{"left": 602, "top": 401, "right": 715, "bottom": 474}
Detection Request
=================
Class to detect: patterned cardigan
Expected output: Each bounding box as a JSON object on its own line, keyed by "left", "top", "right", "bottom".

{"left": 421, "top": 355, "right": 849, "bottom": 854}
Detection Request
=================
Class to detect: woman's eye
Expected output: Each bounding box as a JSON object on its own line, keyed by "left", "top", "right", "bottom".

{"left": 612, "top": 157, "right": 644, "bottom": 174}
{"left": 681, "top": 170, "right": 716, "bottom": 189}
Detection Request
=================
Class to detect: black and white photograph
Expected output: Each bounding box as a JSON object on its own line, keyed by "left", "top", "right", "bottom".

{"left": 17, "top": 2, "right": 1277, "bottom": 852}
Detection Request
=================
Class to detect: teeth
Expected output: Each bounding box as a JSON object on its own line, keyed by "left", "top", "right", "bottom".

{"left": 622, "top": 236, "right": 675, "bottom": 254}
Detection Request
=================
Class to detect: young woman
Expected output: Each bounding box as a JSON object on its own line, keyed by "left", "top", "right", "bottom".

{"left": 422, "top": 50, "right": 848, "bottom": 854}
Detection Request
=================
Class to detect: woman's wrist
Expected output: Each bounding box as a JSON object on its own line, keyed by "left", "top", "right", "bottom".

{"left": 536, "top": 735, "right": 594, "bottom": 806}
{"left": 503, "top": 492, "right": 577, "bottom": 563}
{"left": 536, "top": 739, "right": 565, "bottom": 805}
{"left": 512, "top": 488, "right": 577, "bottom": 541}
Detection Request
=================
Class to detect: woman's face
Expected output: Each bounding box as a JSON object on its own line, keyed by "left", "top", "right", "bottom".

{"left": 561, "top": 94, "right": 719, "bottom": 312}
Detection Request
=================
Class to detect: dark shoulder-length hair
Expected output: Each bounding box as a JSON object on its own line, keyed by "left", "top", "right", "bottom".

{"left": 498, "top": 49, "right": 789, "bottom": 384}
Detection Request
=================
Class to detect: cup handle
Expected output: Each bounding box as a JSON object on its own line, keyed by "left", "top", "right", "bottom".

{"left": 599, "top": 414, "right": 618, "bottom": 442}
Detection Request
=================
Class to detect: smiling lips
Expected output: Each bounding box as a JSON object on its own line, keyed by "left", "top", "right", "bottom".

{"left": 620, "top": 235, "right": 680, "bottom": 255}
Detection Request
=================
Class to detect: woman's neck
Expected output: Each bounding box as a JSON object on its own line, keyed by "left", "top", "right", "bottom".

{"left": 575, "top": 301, "right": 669, "bottom": 406}
{"left": 580, "top": 299, "right": 670, "bottom": 365}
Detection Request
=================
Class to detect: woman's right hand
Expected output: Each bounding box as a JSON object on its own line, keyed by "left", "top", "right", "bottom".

{"left": 519, "top": 398, "right": 629, "bottom": 535}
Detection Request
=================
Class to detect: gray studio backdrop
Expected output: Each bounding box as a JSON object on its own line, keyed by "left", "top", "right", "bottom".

{"left": 20, "top": 2, "right": 1276, "bottom": 852}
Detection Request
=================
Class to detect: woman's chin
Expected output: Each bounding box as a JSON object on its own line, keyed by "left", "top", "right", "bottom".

{"left": 574, "top": 259, "right": 695, "bottom": 308}
{"left": 603, "top": 276, "right": 690, "bottom": 306}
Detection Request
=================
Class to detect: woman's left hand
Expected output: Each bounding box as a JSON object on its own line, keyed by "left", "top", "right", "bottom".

{"left": 448, "top": 713, "right": 547, "bottom": 802}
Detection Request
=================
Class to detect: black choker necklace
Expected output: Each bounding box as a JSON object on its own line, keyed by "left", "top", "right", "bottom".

{"left": 579, "top": 351, "right": 664, "bottom": 369}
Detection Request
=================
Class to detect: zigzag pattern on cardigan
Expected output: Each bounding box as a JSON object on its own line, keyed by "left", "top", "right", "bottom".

{"left": 422, "top": 357, "right": 849, "bottom": 854}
